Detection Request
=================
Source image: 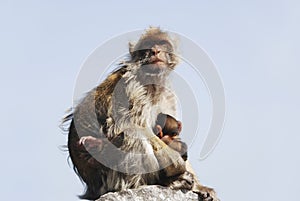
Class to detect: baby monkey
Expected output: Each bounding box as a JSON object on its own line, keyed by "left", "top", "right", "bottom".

{"left": 155, "top": 114, "right": 218, "bottom": 201}
{"left": 155, "top": 113, "right": 188, "bottom": 161}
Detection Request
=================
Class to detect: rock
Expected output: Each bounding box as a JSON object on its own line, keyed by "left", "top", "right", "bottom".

{"left": 96, "top": 185, "right": 199, "bottom": 201}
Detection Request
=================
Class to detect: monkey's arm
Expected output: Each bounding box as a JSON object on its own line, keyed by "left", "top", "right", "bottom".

{"left": 144, "top": 128, "right": 186, "bottom": 177}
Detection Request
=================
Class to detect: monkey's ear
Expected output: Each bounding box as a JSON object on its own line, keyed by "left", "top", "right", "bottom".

{"left": 178, "top": 121, "right": 182, "bottom": 133}
{"left": 129, "top": 42, "right": 135, "bottom": 56}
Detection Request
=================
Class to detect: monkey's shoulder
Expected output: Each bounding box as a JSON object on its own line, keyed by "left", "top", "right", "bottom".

{"left": 95, "top": 66, "right": 128, "bottom": 95}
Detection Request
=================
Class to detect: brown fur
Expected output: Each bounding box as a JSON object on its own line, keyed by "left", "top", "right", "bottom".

{"left": 64, "top": 27, "right": 218, "bottom": 201}
{"left": 155, "top": 113, "right": 188, "bottom": 161}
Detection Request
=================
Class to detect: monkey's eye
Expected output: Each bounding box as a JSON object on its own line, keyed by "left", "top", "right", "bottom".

{"left": 158, "top": 40, "right": 173, "bottom": 51}
{"left": 134, "top": 49, "right": 150, "bottom": 59}
{"left": 171, "top": 132, "right": 178, "bottom": 136}
{"left": 158, "top": 40, "right": 171, "bottom": 46}
{"left": 139, "top": 41, "right": 153, "bottom": 50}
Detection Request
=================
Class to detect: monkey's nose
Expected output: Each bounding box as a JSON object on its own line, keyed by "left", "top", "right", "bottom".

{"left": 151, "top": 46, "right": 161, "bottom": 55}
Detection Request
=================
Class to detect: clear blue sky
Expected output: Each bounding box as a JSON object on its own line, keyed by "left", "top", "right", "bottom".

{"left": 0, "top": 0, "right": 299, "bottom": 201}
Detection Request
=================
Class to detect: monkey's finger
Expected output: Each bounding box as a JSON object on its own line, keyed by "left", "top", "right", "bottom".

{"left": 79, "top": 136, "right": 103, "bottom": 152}
{"left": 78, "top": 136, "right": 87, "bottom": 145}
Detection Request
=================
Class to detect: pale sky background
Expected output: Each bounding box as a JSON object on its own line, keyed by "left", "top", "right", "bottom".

{"left": 1, "top": 0, "right": 300, "bottom": 201}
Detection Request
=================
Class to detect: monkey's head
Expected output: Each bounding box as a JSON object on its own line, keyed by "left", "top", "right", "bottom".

{"left": 129, "top": 27, "right": 179, "bottom": 74}
{"left": 155, "top": 113, "right": 182, "bottom": 138}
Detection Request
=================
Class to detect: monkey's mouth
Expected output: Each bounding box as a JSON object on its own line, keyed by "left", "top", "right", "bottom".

{"left": 141, "top": 58, "right": 167, "bottom": 74}
{"left": 150, "top": 58, "right": 164, "bottom": 64}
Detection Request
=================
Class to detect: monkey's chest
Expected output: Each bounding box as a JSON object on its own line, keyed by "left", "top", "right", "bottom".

{"left": 108, "top": 76, "right": 176, "bottom": 134}
{"left": 127, "top": 90, "right": 175, "bottom": 128}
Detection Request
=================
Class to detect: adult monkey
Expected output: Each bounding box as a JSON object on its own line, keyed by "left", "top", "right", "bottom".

{"left": 64, "top": 27, "right": 218, "bottom": 201}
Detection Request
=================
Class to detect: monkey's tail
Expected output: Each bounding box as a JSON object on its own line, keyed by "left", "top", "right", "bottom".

{"left": 78, "top": 187, "right": 101, "bottom": 201}
{"left": 60, "top": 108, "right": 74, "bottom": 133}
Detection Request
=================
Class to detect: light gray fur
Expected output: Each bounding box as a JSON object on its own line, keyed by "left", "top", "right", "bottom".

{"left": 107, "top": 62, "right": 177, "bottom": 136}
{"left": 70, "top": 61, "right": 182, "bottom": 198}
{"left": 96, "top": 62, "right": 180, "bottom": 193}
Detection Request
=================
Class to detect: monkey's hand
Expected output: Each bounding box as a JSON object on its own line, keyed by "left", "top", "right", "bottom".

{"left": 160, "top": 135, "right": 173, "bottom": 145}
{"left": 192, "top": 184, "right": 219, "bottom": 201}
{"left": 79, "top": 136, "right": 103, "bottom": 153}
{"left": 156, "top": 125, "right": 164, "bottom": 138}
{"left": 146, "top": 131, "right": 186, "bottom": 177}
{"left": 76, "top": 136, "right": 105, "bottom": 168}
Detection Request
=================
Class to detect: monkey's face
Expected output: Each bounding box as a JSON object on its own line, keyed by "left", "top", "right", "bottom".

{"left": 155, "top": 113, "right": 182, "bottom": 137}
{"left": 130, "top": 35, "right": 178, "bottom": 74}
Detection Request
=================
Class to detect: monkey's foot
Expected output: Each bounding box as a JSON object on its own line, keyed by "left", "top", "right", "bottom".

{"left": 79, "top": 136, "right": 103, "bottom": 152}
{"left": 193, "top": 185, "right": 219, "bottom": 201}
{"left": 169, "top": 171, "right": 194, "bottom": 191}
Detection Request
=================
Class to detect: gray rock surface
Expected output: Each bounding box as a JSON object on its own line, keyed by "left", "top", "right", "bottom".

{"left": 97, "top": 185, "right": 199, "bottom": 201}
